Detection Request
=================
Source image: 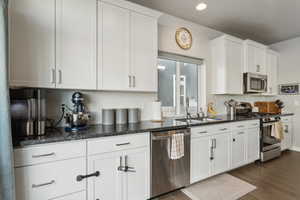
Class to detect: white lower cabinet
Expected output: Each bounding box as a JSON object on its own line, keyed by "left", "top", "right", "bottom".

{"left": 87, "top": 134, "right": 150, "bottom": 200}
{"left": 231, "top": 130, "right": 247, "bottom": 168}
{"left": 191, "top": 120, "right": 260, "bottom": 184}
{"left": 211, "top": 132, "right": 231, "bottom": 175}
{"left": 281, "top": 116, "right": 293, "bottom": 151}
{"left": 247, "top": 127, "right": 260, "bottom": 162}
{"left": 190, "top": 136, "right": 211, "bottom": 184}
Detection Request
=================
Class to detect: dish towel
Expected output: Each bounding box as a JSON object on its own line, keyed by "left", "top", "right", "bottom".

{"left": 168, "top": 133, "right": 185, "bottom": 160}
{"left": 271, "top": 121, "right": 284, "bottom": 140}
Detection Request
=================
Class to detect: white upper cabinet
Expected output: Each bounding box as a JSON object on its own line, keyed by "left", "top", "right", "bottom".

{"left": 130, "top": 12, "right": 158, "bottom": 92}
{"left": 211, "top": 35, "right": 244, "bottom": 94}
{"left": 98, "top": 0, "right": 161, "bottom": 92}
{"left": 9, "top": 0, "right": 97, "bottom": 90}
{"left": 99, "top": 2, "right": 130, "bottom": 90}
{"left": 265, "top": 49, "right": 279, "bottom": 95}
{"left": 9, "top": 0, "right": 56, "bottom": 88}
{"left": 244, "top": 40, "right": 267, "bottom": 75}
{"left": 56, "top": 0, "right": 97, "bottom": 90}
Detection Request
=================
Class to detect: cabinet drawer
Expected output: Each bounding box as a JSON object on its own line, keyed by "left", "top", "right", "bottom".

{"left": 210, "top": 123, "right": 231, "bottom": 133}
{"left": 88, "top": 133, "right": 149, "bottom": 155}
{"left": 14, "top": 141, "right": 86, "bottom": 167}
{"left": 191, "top": 126, "right": 214, "bottom": 138}
{"left": 231, "top": 122, "right": 248, "bottom": 130}
{"left": 247, "top": 120, "right": 260, "bottom": 128}
{"left": 15, "top": 158, "right": 86, "bottom": 200}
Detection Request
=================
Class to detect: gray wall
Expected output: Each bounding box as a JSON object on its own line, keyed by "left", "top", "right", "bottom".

{"left": 271, "top": 37, "right": 300, "bottom": 148}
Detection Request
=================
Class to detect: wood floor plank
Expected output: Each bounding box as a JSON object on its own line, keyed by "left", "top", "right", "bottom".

{"left": 157, "top": 151, "right": 300, "bottom": 200}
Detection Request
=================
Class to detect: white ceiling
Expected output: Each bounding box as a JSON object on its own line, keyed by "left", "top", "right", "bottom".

{"left": 127, "top": 0, "right": 300, "bottom": 44}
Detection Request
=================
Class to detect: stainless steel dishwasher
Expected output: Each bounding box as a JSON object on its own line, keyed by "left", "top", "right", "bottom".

{"left": 150, "top": 128, "right": 190, "bottom": 198}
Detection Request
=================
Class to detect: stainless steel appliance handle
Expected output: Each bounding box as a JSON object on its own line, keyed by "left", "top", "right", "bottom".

{"left": 152, "top": 132, "right": 191, "bottom": 141}
{"left": 263, "top": 122, "right": 278, "bottom": 127}
{"left": 32, "top": 180, "right": 55, "bottom": 188}
{"left": 264, "top": 79, "right": 268, "bottom": 91}
{"left": 32, "top": 152, "right": 55, "bottom": 158}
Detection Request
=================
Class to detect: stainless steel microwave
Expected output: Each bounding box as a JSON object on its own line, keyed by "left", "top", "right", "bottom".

{"left": 244, "top": 72, "right": 268, "bottom": 93}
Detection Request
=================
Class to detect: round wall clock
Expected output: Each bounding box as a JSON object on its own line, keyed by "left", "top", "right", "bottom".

{"left": 175, "top": 27, "right": 193, "bottom": 50}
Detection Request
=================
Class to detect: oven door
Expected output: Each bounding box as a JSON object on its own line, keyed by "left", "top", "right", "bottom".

{"left": 245, "top": 73, "right": 268, "bottom": 93}
{"left": 261, "top": 121, "right": 281, "bottom": 152}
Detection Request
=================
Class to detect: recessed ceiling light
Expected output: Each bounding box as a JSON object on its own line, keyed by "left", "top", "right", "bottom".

{"left": 196, "top": 2, "right": 207, "bottom": 11}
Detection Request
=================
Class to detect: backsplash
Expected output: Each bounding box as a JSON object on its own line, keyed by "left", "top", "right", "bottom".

{"left": 46, "top": 89, "right": 157, "bottom": 125}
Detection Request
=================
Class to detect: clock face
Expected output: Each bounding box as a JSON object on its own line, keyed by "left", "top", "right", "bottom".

{"left": 175, "top": 28, "right": 193, "bottom": 50}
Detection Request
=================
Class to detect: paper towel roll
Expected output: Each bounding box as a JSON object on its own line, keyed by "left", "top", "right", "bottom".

{"left": 143, "top": 101, "right": 162, "bottom": 121}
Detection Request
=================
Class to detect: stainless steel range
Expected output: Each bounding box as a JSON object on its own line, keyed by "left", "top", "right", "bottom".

{"left": 260, "top": 115, "right": 282, "bottom": 162}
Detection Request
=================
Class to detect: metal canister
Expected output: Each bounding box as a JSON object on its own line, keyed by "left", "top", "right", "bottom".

{"left": 116, "top": 109, "right": 128, "bottom": 124}
{"left": 128, "top": 108, "right": 140, "bottom": 124}
{"left": 102, "top": 109, "right": 115, "bottom": 125}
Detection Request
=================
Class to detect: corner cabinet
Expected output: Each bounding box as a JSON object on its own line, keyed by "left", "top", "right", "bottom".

{"left": 98, "top": 0, "right": 161, "bottom": 92}
{"left": 211, "top": 35, "right": 244, "bottom": 94}
{"left": 9, "top": 0, "right": 97, "bottom": 90}
{"left": 243, "top": 40, "right": 267, "bottom": 75}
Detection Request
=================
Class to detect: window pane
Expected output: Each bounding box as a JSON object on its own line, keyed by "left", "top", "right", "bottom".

{"left": 180, "top": 63, "right": 198, "bottom": 114}
{"left": 158, "top": 59, "right": 176, "bottom": 107}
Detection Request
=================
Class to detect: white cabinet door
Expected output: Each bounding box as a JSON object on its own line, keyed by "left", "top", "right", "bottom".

{"left": 99, "top": 2, "right": 131, "bottom": 90}
{"left": 9, "top": 0, "right": 56, "bottom": 88}
{"left": 123, "top": 148, "right": 150, "bottom": 200}
{"left": 87, "top": 152, "right": 122, "bottom": 200}
{"left": 231, "top": 130, "right": 247, "bottom": 168}
{"left": 190, "top": 136, "right": 211, "bottom": 183}
{"left": 244, "top": 44, "right": 256, "bottom": 74}
{"left": 282, "top": 122, "right": 293, "bottom": 151}
{"left": 211, "top": 132, "right": 231, "bottom": 175}
{"left": 255, "top": 47, "right": 267, "bottom": 74}
{"left": 56, "top": 0, "right": 96, "bottom": 90}
{"left": 247, "top": 127, "right": 260, "bottom": 162}
{"left": 225, "top": 38, "right": 243, "bottom": 94}
{"left": 130, "top": 12, "right": 158, "bottom": 92}
{"left": 266, "top": 50, "right": 278, "bottom": 95}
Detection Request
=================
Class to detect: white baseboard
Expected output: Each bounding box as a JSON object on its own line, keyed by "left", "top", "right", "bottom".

{"left": 290, "top": 146, "right": 300, "bottom": 152}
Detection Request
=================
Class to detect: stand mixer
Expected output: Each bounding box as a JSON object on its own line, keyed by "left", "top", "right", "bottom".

{"left": 63, "top": 92, "right": 91, "bottom": 132}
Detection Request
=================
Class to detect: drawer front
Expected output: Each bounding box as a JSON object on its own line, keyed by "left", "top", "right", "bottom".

{"left": 14, "top": 141, "right": 86, "bottom": 167}
{"left": 88, "top": 133, "right": 149, "bottom": 155}
{"left": 231, "top": 122, "right": 248, "bottom": 130}
{"left": 247, "top": 120, "right": 260, "bottom": 128}
{"left": 191, "top": 126, "right": 214, "bottom": 138}
{"left": 15, "top": 158, "right": 86, "bottom": 200}
{"left": 210, "top": 123, "right": 231, "bottom": 133}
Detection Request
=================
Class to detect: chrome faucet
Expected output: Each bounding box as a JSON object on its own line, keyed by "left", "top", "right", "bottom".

{"left": 186, "top": 97, "right": 192, "bottom": 120}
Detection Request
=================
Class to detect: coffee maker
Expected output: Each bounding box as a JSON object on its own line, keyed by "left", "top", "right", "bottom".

{"left": 63, "top": 92, "right": 91, "bottom": 132}
{"left": 10, "top": 89, "right": 46, "bottom": 138}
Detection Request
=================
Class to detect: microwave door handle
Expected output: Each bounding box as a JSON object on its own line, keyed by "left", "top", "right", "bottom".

{"left": 264, "top": 79, "right": 268, "bottom": 91}
{"left": 27, "top": 99, "right": 32, "bottom": 120}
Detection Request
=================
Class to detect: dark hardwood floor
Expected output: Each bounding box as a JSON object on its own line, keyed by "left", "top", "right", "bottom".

{"left": 157, "top": 151, "right": 300, "bottom": 200}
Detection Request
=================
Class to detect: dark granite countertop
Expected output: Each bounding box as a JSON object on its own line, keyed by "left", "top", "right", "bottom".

{"left": 13, "top": 113, "right": 294, "bottom": 148}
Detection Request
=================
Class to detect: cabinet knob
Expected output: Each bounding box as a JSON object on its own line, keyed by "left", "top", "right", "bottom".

{"left": 233, "top": 138, "right": 236, "bottom": 142}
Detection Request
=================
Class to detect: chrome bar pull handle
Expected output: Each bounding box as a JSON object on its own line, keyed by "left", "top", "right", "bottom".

{"left": 129, "top": 75, "right": 132, "bottom": 87}
{"left": 51, "top": 69, "right": 56, "bottom": 84}
{"left": 133, "top": 76, "right": 136, "bottom": 87}
{"left": 32, "top": 180, "right": 55, "bottom": 188}
{"left": 32, "top": 152, "right": 55, "bottom": 158}
{"left": 58, "top": 69, "right": 62, "bottom": 84}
